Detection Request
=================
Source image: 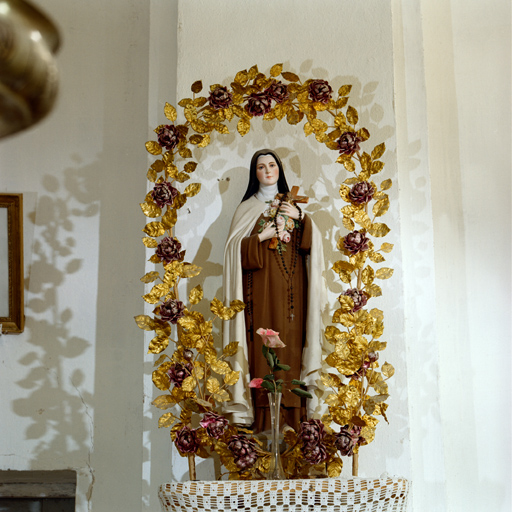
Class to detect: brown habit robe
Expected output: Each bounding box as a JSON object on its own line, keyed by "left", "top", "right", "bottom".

{"left": 241, "top": 213, "right": 313, "bottom": 432}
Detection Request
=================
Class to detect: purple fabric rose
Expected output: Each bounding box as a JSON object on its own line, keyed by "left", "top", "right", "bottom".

{"left": 303, "top": 442, "right": 328, "bottom": 465}
{"left": 200, "top": 412, "right": 229, "bottom": 439}
{"left": 308, "top": 79, "right": 333, "bottom": 104}
{"left": 299, "top": 419, "right": 326, "bottom": 445}
{"left": 343, "top": 288, "right": 368, "bottom": 312}
{"left": 151, "top": 181, "right": 179, "bottom": 208}
{"left": 349, "top": 181, "right": 375, "bottom": 204}
{"left": 343, "top": 230, "right": 369, "bottom": 255}
{"left": 227, "top": 435, "right": 258, "bottom": 469}
{"left": 167, "top": 362, "right": 193, "bottom": 387}
{"left": 156, "top": 236, "right": 182, "bottom": 263}
{"left": 208, "top": 86, "right": 233, "bottom": 110}
{"left": 159, "top": 299, "right": 185, "bottom": 324}
{"left": 245, "top": 92, "right": 272, "bottom": 117}
{"left": 265, "top": 81, "right": 289, "bottom": 104}
{"left": 175, "top": 426, "right": 199, "bottom": 455}
{"left": 335, "top": 425, "right": 362, "bottom": 457}
{"left": 337, "top": 131, "right": 363, "bottom": 156}
{"left": 157, "top": 124, "right": 181, "bottom": 151}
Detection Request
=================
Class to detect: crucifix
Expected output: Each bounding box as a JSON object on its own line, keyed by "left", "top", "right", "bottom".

{"left": 269, "top": 186, "right": 309, "bottom": 250}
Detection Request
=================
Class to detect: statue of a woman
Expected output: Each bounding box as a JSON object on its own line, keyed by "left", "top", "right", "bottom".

{"left": 222, "top": 149, "right": 325, "bottom": 432}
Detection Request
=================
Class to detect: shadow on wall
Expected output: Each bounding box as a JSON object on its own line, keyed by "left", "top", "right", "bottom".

{"left": 11, "top": 161, "right": 99, "bottom": 475}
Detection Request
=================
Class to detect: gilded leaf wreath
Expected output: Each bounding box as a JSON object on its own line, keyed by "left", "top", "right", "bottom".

{"left": 135, "top": 63, "right": 395, "bottom": 480}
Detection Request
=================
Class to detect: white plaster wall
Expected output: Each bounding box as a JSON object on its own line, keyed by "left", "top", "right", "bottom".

{"left": 0, "top": 1, "right": 150, "bottom": 510}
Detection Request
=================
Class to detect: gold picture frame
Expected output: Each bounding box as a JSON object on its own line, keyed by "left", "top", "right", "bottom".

{"left": 0, "top": 194, "right": 24, "bottom": 334}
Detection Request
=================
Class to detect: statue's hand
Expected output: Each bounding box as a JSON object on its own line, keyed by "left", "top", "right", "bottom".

{"left": 280, "top": 201, "right": 300, "bottom": 220}
{"left": 258, "top": 222, "right": 284, "bottom": 242}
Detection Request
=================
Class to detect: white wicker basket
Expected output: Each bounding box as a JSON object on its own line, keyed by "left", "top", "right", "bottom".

{"left": 159, "top": 476, "right": 410, "bottom": 512}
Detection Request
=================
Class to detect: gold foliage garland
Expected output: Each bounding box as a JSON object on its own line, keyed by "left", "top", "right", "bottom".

{"left": 136, "top": 63, "right": 394, "bottom": 480}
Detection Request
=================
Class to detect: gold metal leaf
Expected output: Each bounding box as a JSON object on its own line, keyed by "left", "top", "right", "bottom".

{"left": 143, "top": 221, "right": 165, "bottom": 238}
{"left": 365, "top": 284, "right": 382, "bottom": 298}
{"left": 368, "top": 222, "right": 390, "bottom": 237}
{"left": 224, "top": 371, "right": 239, "bottom": 386}
{"left": 142, "top": 237, "right": 158, "bottom": 249}
{"left": 339, "top": 184, "right": 350, "bottom": 202}
{"left": 237, "top": 118, "right": 251, "bottom": 137}
{"left": 343, "top": 216, "right": 355, "bottom": 231}
{"left": 181, "top": 263, "right": 201, "bottom": 278}
{"left": 303, "top": 122, "right": 314, "bottom": 137}
{"left": 140, "top": 202, "right": 162, "bottom": 218}
{"left": 153, "top": 365, "right": 171, "bottom": 390}
{"left": 375, "top": 268, "right": 394, "bottom": 280}
{"left": 354, "top": 209, "right": 372, "bottom": 230}
{"left": 361, "top": 266, "right": 375, "bottom": 286}
{"left": 281, "top": 71, "right": 299, "bottom": 82}
{"left": 286, "top": 109, "right": 300, "bottom": 125}
{"left": 174, "top": 194, "right": 187, "bottom": 210}
{"left": 158, "top": 412, "right": 178, "bottom": 428}
{"left": 212, "top": 389, "right": 230, "bottom": 403}
{"left": 324, "top": 326, "right": 342, "bottom": 344}
{"left": 381, "top": 179, "right": 392, "bottom": 191}
{"left": 373, "top": 196, "right": 390, "bottom": 217}
{"left": 164, "top": 102, "right": 177, "bottom": 122}
{"left": 371, "top": 161, "right": 385, "bottom": 174}
{"left": 381, "top": 362, "right": 395, "bottom": 378}
{"left": 162, "top": 208, "right": 177, "bottom": 230}
{"left": 338, "top": 84, "right": 352, "bottom": 96}
{"left": 229, "top": 300, "right": 245, "bottom": 313}
{"left": 191, "top": 80, "right": 203, "bottom": 93}
{"left": 338, "top": 295, "right": 354, "bottom": 313}
{"left": 211, "top": 359, "right": 230, "bottom": 375}
{"left": 270, "top": 63, "right": 283, "bottom": 77}
{"left": 210, "top": 297, "right": 235, "bottom": 321}
{"left": 341, "top": 204, "right": 355, "bottom": 217}
{"left": 360, "top": 152, "right": 371, "bottom": 172}
{"left": 140, "top": 271, "right": 160, "bottom": 284}
{"left": 145, "top": 141, "right": 162, "bottom": 156}
{"left": 189, "top": 285, "right": 203, "bottom": 305}
{"left": 198, "top": 133, "right": 210, "bottom": 148}
{"left": 311, "top": 118, "right": 328, "bottom": 133}
{"left": 152, "top": 394, "right": 175, "bottom": 410}
{"left": 179, "top": 147, "right": 192, "bottom": 159}
{"left": 184, "top": 161, "right": 198, "bottom": 173}
{"left": 342, "top": 159, "right": 356, "bottom": 173}
{"left": 181, "top": 375, "right": 196, "bottom": 392}
{"left": 147, "top": 168, "right": 157, "bottom": 182}
{"left": 371, "top": 143, "right": 386, "bottom": 160}
{"left": 148, "top": 335, "right": 170, "bottom": 354}
{"left": 380, "top": 242, "right": 393, "bottom": 253}
{"left": 327, "top": 459, "right": 343, "bottom": 478}
{"left": 143, "top": 292, "right": 160, "bottom": 305}
{"left": 134, "top": 314, "right": 156, "bottom": 331}
{"left": 247, "top": 64, "right": 259, "bottom": 80}
{"left": 223, "top": 342, "right": 239, "bottom": 357}
{"left": 368, "top": 251, "right": 385, "bottom": 263}
{"left": 346, "top": 106, "right": 359, "bottom": 126}
{"left": 206, "top": 377, "right": 220, "bottom": 394}
{"left": 321, "top": 373, "right": 342, "bottom": 388}
{"left": 184, "top": 183, "right": 201, "bottom": 197}
{"left": 332, "top": 260, "right": 354, "bottom": 275}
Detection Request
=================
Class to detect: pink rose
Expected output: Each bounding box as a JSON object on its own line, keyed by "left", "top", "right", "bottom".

{"left": 249, "top": 378, "right": 264, "bottom": 389}
{"left": 256, "top": 328, "right": 286, "bottom": 348}
{"left": 281, "top": 231, "right": 291, "bottom": 243}
{"left": 276, "top": 215, "right": 286, "bottom": 226}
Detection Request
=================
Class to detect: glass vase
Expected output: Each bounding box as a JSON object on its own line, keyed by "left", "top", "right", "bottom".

{"left": 266, "top": 391, "right": 286, "bottom": 480}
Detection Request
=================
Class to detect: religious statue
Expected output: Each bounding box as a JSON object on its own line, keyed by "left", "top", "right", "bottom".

{"left": 222, "top": 149, "right": 325, "bottom": 433}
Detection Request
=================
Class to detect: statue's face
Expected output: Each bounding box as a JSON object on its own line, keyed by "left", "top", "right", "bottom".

{"left": 256, "top": 154, "right": 279, "bottom": 186}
